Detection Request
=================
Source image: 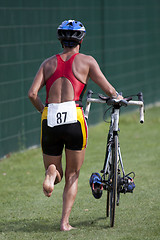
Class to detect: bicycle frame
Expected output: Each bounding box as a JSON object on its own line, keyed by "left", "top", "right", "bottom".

{"left": 102, "top": 107, "right": 125, "bottom": 182}
{"left": 85, "top": 91, "right": 144, "bottom": 183}
{"left": 85, "top": 90, "right": 144, "bottom": 227}
{"left": 100, "top": 106, "right": 125, "bottom": 212}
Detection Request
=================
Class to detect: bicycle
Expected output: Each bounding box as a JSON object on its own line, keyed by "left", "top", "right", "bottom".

{"left": 84, "top": 90, "right": 145, "bottom": 227}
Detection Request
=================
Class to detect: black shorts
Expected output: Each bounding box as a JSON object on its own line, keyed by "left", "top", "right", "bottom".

{"left": 41, "top": 107, "right": 88, "bottom": 156}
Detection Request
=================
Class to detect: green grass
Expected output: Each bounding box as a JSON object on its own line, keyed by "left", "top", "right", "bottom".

{"left": 0, "top": 106, "right": 160, "bottom": 240}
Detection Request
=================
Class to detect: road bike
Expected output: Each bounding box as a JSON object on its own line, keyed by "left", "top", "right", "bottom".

{"left": 85, "top": 90, "right": 145, "bottom": 227}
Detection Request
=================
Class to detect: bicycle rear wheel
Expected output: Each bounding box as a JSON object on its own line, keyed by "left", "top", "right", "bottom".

{"left": 110, "top": 134, "right": 118, "bottom": 227}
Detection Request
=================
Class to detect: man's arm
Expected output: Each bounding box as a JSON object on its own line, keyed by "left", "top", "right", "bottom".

{"left": 28, "top": 63, "right": 45, "bottom": 113}
{"left": 88, "top": 56, "right": 123, "bottom": 99}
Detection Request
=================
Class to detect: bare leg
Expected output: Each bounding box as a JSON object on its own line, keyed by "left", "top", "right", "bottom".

{"left": 43, "top": 154, "right": 63, "bottom": 197}
{"left": 60, "top": 149, "right": 85, "bottom": 231}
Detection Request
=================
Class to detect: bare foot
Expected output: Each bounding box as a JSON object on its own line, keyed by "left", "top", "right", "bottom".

{"left": 43, "top": 164, "right": 57, "bottom": 197}
{"left": 60, "top": 223, "right": 76, "bottom": 231}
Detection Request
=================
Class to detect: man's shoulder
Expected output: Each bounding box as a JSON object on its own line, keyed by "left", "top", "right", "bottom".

{"left": 78, "top": 53, "right": 93, "bottom": 58}
{"left": 78, "top": 53, "right": 96, "bottom": 63}
{"left": 42, "top": 55, "right": 57, "bottom": 67}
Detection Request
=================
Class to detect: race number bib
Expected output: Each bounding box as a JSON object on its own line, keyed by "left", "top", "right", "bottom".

{"left": 47, "top": 101, "right": 77, "bottom": 127}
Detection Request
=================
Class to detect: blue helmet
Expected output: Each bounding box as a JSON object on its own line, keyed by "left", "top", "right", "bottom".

{"left": 57, "top": 20, "right": 86, "bottom": 44}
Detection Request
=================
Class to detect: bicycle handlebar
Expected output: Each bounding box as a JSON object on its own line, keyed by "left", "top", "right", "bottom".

{"left": 127, "top": 100, "right": 144, "bottom": 123}
{"left": 84, "top": 91, "right": 145, "bottom": 123}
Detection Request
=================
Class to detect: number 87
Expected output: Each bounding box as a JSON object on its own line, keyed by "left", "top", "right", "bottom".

{"left": 56, "top": 112, "right": 67, "bottom": 124}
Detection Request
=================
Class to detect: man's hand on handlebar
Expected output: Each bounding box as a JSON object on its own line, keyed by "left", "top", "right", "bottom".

{"left": 117, "top": 95, "right": 123, "bottom": 100}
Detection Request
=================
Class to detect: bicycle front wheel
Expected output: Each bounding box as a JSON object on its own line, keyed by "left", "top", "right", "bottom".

{"left": 110, "top": 134, "right": 118, "bottom": 227}
{"left": 106, "top": 190, "right": 110, "bottom": 218}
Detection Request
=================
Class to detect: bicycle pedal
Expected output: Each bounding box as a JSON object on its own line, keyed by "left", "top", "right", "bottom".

{"left": 89, "top": 173, "right": 103, "bottom": 199}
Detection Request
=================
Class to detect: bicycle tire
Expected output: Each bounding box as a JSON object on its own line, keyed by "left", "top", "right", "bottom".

{"left": 110, "top": 134, "right": 118, "bottom": 227}
{"left": 106, "top": 190, "right": 110, "bottom": 217}
{"left": 105, "top": 133, "right": 111, "bottom": 218}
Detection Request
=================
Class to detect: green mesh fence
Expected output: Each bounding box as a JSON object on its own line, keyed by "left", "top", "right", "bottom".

{"left": 0, "top": 0, "right": 160, "bottom": 158}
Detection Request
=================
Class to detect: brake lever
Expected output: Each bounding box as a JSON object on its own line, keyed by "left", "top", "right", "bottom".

{"left": 124, "top": 97, "right": 132, "bottom": 102}
{"left": 99, "top": 94, "right": 133, "bottom": 107}
{"left": 99, "top": 94, "right": 110, "bottom": 102}
{"left": 118, "top": 99, "right": 128, "bottom": 107}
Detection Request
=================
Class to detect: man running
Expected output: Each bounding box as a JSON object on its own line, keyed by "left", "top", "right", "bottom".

{"left": 28, "top": 20, "right": 123, "bottom": 231}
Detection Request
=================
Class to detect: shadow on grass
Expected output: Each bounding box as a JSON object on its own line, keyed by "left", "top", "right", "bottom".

{"left": 73, "top": 216, "right": 110, "bottom": 230}
{"left": 0, "top": 216, "right": 110, "bottom": 233}
{"left": 0, "top": 218, "right": 60, "bottom": 233}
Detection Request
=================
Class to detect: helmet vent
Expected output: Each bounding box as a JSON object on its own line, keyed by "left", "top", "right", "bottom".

{"left": 67, "top": 22, "right": 73, "bottom": 26}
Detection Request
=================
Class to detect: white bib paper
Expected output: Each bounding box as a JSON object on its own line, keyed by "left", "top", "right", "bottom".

{"left": 47, "top": 101, "right": 77, "bottom": 127}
